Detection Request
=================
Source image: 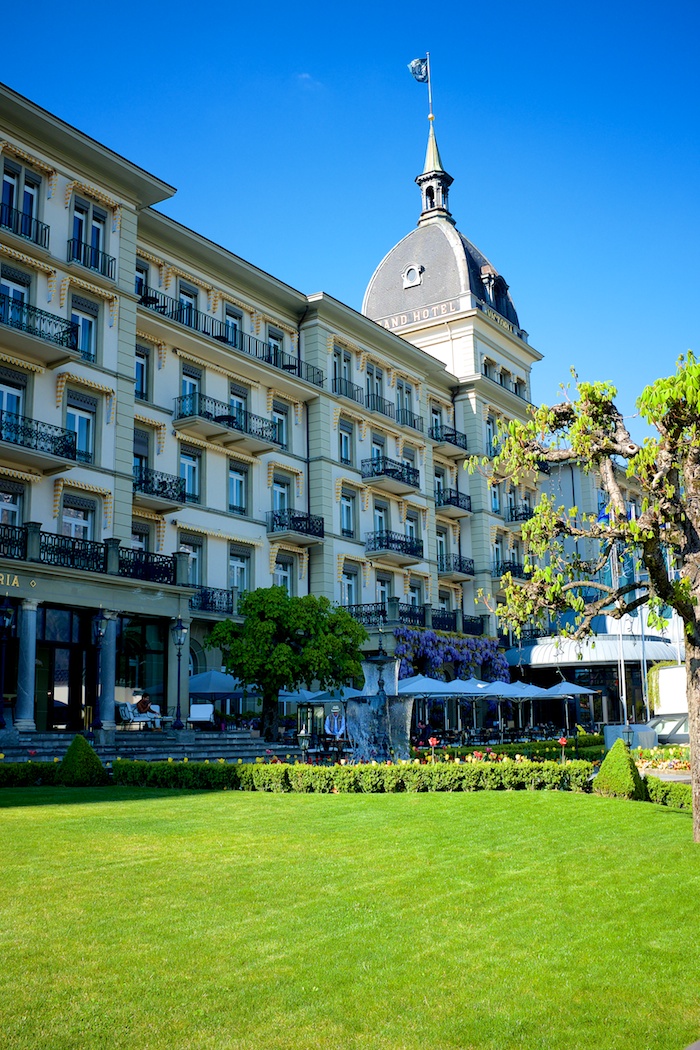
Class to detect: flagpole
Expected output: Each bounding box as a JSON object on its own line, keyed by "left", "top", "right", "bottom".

{"left": 426, "top": 51, "right": 434, "bottom": 120}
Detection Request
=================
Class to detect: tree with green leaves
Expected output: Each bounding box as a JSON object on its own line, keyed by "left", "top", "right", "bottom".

{"left": 205, "top": 587, "right": 368, "bottom": 742}
{"left": 482, "top": 354, "right": 700, "bottom": 841}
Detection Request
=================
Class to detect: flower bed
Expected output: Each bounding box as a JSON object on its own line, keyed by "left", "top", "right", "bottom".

{"left": 633, "top": 745, "right": 690, "bottom": 773}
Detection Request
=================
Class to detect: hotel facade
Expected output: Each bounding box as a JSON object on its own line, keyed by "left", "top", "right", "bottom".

{"left": 0, "top": 84, "right": 544, "bottom": 733}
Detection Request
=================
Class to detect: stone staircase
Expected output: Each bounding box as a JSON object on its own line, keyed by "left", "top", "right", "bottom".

{"left": 0, "top": 729, "right": 301, "bottom": 766}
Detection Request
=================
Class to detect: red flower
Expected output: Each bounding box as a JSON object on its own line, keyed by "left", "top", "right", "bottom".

{"left": 558, "top": 737, "right": 568, "bottom": 747}
{"left": 28, "top": 750, "right": 37, "bottom": 756}
{"left": 428, "top": 737, "right": 439, "bottom": 748}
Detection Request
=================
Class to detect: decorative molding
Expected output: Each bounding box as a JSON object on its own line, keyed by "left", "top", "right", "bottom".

{"left": 60, "top": 276, "right": 118, "bottom": 327}
{"left": 54, "top": 478, "right": 112, "bottom": 529}
{"left": 335, "top": 476, "right": 365, "bottom": 502}
{"left": 429, "top": 394, "right": 455, "bottom": 422}
{"left": 176, "top": 434, "right": 256, "bottom": 464}
{"left": 136, "top": 330, "right": 167, "bottom": 369}
{"left": 134, "top": 413, "right": 167, "bottom": 455}
{"left": 0, "top": 140, "right": 55, "bottom": 178}
{"left": 0, "top": 244, "right": 56, "bottom": 302}
{"left": 408, "top": 569, "right": 432, "bottom": 603}
{"left": 64, "top": 179, "right": 121, "bottom": 231}
{"left": 171, "top": 347, "right": 259, "bottom": 389}
{"left": 266, "top": 460, "right": 304, "bottom": 496}
{"left": 163, "top": 264, "right": 213, "bottom": 302}
{"left": 0, "top": 350, "right": 44, "bottom": 375}
{"left": 132, "top": 508, "right": 166, "bottom": 551}
{"left": 56, "top": 372, "right": 115, "bottom": 422}
{"left": 171, "top": 520, "right": 263, "bottom": 547}
{"left": 266, "top": 389, "right": 302, "bottom": 424}
{"left": 0, "top": 466, "right": 41, "bottom": 484}
{"left": 268, "top": 541, "right": 307, "bottom": 580}
{"left": 337, "top": 552, "right": 370, "bottom": 587}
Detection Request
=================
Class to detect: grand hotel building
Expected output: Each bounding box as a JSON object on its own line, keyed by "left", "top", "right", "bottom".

{"left": 0, "top": 84, "right": 545, "bottom": 732}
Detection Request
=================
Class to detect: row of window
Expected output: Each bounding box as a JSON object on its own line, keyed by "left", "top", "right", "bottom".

{"left": 3, "top": 160, "right": 114, "bottom": 277}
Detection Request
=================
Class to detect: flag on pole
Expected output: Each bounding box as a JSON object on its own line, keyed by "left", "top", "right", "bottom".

{"left": 408, "top": 57, "right": 429, "bottom": 83}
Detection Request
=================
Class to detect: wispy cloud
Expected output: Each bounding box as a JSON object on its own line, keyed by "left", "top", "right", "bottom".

{"left": 296, "top": 72, "right": 324, "bottom": 90}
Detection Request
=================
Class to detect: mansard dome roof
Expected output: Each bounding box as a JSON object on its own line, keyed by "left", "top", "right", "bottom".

{"left": 362, "top": 219, "right": 520, "bottom": 327}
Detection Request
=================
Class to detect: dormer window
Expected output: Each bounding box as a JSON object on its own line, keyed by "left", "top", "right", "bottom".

{"left": 402, "top": 264, "right": 424, "bottom": 290}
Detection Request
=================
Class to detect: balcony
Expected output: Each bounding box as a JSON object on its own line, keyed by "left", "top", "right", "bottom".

{"left": 138, "top": 285, "right": 324, "bottom": 388}
{"left": 437, "top": 553, "right": 475, "bottom": 581}
{"left": 492, "top": 560, "right": 532, "bottom": 581}
{"left": 429, "top": 424, "right": 468, "bottom": 455}
{"left": 118, "top": 548, "right": 176, "bottom": 585}
{"left": 361, "top": 455, "right": 419, "bottom": 495}
{"left": 133, "top": 466, "right": 186, "bottom": 512}
{"left": 173, "top": 393, "right": 280, "bottom": 453}
{"left": 506, "top": 506, "right": 534, "bottom": 525}
{"left": 396, "top": 408, "right": 424, "bottom": 433}
{"left": 266, "top": 509, "right": 325, "bottom": 545}
{"left": 0, "top": 203, "right": 50, "bottom": 249}
{"left": 189, "top": 586, "right": 238, "bottom": 616}
{"left": 67, "top": 238, "right": 116, "bottom": 280}
{"left": 365, "top": 530, "right": 423, "bottom": 566}
{"left": 343, "top": 602, "right": 388, "bottom": 627}
{"left": 0, "top": 291, "right": 79, "bottom": 366}
{"left": 0, "top": 411, "right": 78, "bottom": 473}
{"left": 332, "top": 376, "right": 364, "bottom": 404}
{"left": 398, "top": 602, "right": 425, "bottom": 626}
{"left": 432, "top": 609, "right": 457, "bottom": 632}
{"left": 366, "top": 392, "right": 395, "bottom": 419}
{"left": 435, "top": 488, "right": 472, "bottom": 518}
{"left": 40, "top": 532, "right": 107, "bottom": 573}
{"left": 462, "top": 615, "right": 485, "bottom": 636}
{"left": 0, "top": 523, "right": 27, "bottom": 560}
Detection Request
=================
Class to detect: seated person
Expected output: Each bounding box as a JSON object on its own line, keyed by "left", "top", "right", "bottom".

{"left": 133, "top": 693, "right": 158, "bottom": 726}
{"left": 324, "top": 704, "right": 345, "bottom": 740}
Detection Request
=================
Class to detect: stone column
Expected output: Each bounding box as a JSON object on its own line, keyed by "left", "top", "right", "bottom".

{"left": 99, "top": 612, "right": 118, "bottom": 730}
{"left": 15, "top": 599, "right": 39, "bottom": 731}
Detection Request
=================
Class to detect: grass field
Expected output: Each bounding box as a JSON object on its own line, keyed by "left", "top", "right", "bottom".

{"left": 1, "top": 788, "right": 699, "bottom": 1050}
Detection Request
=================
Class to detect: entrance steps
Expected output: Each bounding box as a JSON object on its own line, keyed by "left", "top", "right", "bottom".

{"left": 0, "top": 730, "right": 301, "bottom": 766}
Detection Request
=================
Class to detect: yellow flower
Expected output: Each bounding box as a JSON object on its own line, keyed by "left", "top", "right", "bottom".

{"left": 54, "top": 757, "right": 60, "bottom": 763}
{"left": 218, "top": 758, "right": 225, "bottom": 764}
{"left": 183, "top": 757, "right": 188, "bottom": 763}
{"left": 205, "top": 759, "right": 209, "bottom": 764}
{"left": 168, "top": 757, "right": 173, "bottom": 763}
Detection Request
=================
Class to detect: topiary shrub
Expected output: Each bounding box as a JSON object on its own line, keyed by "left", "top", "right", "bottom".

{"left": 593, "top": 739, "right": 647, "bottom": 801}
{"left": 56, "top": 734, "right": 108, "bottom": 787}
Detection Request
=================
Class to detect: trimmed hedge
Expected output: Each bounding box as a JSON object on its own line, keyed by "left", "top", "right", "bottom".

{"left": 56, "top": 734, "right": 109, "bottom": 787}
{"left": 0, "top": 761, "right": 58, "bottom": 787}
{"left": 645, "top": 775, "right": 692, "bottom": 811}
{"left": 593, "top": 739, "right": 647, "bottom": 801}
{"left": 108, "top": 758, "right": 595, "bottom": 794}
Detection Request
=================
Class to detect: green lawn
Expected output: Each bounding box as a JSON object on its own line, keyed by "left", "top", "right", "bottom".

{"left": 1, "top": 789, "right": 698, "bottom": 1050}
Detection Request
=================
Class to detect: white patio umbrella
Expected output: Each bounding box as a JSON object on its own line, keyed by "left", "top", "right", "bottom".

{"left": 441, "top": 678, "right": 491, "bottom": 730}
{"left": 397, "top": 675, "right": 454, "bottom": 695}
{"left": 545, "top": 680, "right": 600, "bottom": 731}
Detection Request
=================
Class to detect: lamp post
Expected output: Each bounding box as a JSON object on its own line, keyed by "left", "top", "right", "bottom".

{"left": 91, "top": 608, "right": 108, "bottom": 732}
{"left": 171, "top": 616, "right": 188, "bottom": 730}
{"left": 622, "top": 722, "right": 634, "bottom": 749}
{"left": 298, "top": 726, "right": 310, "bottom": 763}
{"left": 0, "top": 597, "right": 16, "bottom": 730}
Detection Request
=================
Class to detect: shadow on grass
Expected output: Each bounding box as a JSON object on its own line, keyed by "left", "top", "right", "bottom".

{"left": 0, "top": 786, "right": 205, "bottom": 809}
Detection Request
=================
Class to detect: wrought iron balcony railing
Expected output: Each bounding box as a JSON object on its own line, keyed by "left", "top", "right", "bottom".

{"left": 438, "top": 554, "right": 475, "bottom": 576}
{"left": 189, "top": 586, "right": 239, "bottom": 615}
{"left": 118, "top": 548, "right": 176, "bottom": 585}
{"left": 435, "top": 488, "right": 472, "bottom": 512}
{"left": 366, "top": 392, "right": 395, "bottom": 418}
{"left": 266, "top": 509, "right": 325, "bottom": 538}
{"left": 332, "top": 376, "right": 364, "bottom": 403}
{"left": 492, "top": 560, "right": 532, "bottom": 579}
{"left": 462, "top": 615, "right": 484, "bottom": 636}
{"left": 0, "top": 523, "right": 27, "bottom": 560}
{"left": 67, "top": 238, "right": 116, "bottom": 280}
{"left": 398, "top": 602, "right": 425, "bottom": 626}
{"left": 344, "top": 602, "right": 388, "bottom": 626}
{"left": 0, "top": 410, "right": 78, "bottom": 460}
{"left": 138, "top": 285, "right": 324, "bottom": 387}
{"left": 0, "top": 292, "right": 78, "bottom": 350}
{"left": 173, "top": 392, "right": 280, "bottom": 444}
{"left": 133, "top": 465, "right": 186, "bottom": 502}
{"left": 506, "top": 506, "right": 534, "bottom": 523}
{"left": 396, "top": 408, "right": 424, "bottom": 433}
{"left": 0, "top": 203, "right": 50, "bottom": 249}
{"left": 40, "top": 532, "right": 107, "bottom": 573}
{"left": 432, "top": 609, "right": 457, "bottom": 632}
{"left": 361, "top": 455, "right": 420, "bottom": 488}
{"left": 365, "top": 531, "right": 423, "bottom": 558}
{"left": 429, "top": 424, "right": 469, "bottom": 451}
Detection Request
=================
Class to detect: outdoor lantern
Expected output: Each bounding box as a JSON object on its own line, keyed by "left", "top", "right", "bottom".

{"left": 92, "top": 608, "right": 107, "bottom": 646}
{"left": 622, "top": 723, "right": 634, "bottom": 747}
{"left": 171, "top": 616, "right": 188, "bottom": 650}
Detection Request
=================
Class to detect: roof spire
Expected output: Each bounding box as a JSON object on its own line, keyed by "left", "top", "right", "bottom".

{"left": 408, "top": 54, "right": 454, "bottom": 225}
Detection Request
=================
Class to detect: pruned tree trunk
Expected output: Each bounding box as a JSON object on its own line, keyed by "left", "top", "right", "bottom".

{"left": 261, "top": 691, "right": 279, "bottom": 743}
{"left": 686, "top": 633, "right": 700, "bottom": 843}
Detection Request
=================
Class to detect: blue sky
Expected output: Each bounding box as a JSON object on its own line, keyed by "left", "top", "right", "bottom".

{"left": 6, "top": 0, "right": 698, "bottom": 436}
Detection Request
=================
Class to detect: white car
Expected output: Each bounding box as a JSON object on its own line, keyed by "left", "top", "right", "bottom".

{"left": 645, "top": 714, "right": 689, "bottom": 745}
